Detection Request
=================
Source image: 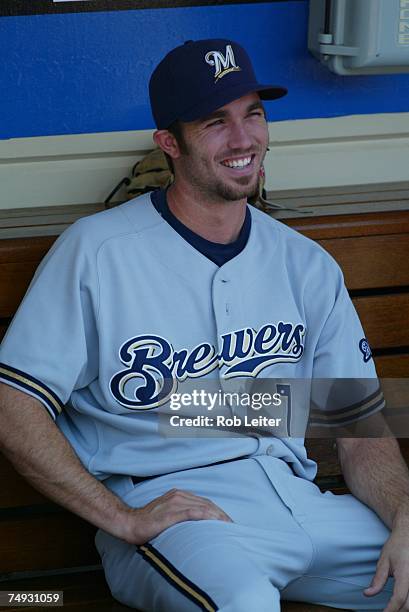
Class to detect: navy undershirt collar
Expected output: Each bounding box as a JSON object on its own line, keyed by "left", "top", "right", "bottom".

{"left": 150, "top": 189, "right": 251, "bottom": 267}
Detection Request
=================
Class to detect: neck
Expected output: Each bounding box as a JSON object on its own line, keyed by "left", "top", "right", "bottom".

{"left": 166, "top": 181, "right": 247, "bottom": 244}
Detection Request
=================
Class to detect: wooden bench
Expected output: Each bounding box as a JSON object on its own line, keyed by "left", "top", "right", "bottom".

{"left": 1, "top": 207, "right": 409, "bottom": 611}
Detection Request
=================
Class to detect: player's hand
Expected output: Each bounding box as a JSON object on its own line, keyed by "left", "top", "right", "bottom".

{"left": 364, "top": 503, "right": 409, "bottom": 612}
{"left": 121, "top": 488, "right": 233, "bottom": 545}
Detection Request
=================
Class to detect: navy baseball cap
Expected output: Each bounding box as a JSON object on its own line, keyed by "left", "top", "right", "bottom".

{"left": 149, "top": 39, "right": 287, "bottom": 129}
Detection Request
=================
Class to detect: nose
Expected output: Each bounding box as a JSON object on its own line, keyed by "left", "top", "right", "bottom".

{"left": 226, "top": 120, "right": 253, "bottom": 151}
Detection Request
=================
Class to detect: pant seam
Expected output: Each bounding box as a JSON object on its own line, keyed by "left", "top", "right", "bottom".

{"left": 290, "top": 573, "right": 394, "bottom": 594}
{"left": 136, "top": 542, "right": 220, "bottom": 611}
{"left": 297, "top": 522, "right": 317, "bottom": 578}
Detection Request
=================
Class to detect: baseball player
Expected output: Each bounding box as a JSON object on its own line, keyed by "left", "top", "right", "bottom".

{"left": 1, "top": 39, "right": 409, "bottom": 612}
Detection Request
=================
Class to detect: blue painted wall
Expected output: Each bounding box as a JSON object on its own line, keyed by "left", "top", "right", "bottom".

{"left": 1, "top": 1, "right": 408, "bottom": 139}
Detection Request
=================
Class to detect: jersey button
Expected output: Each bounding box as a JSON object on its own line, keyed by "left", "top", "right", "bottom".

{"left": 266, "top": 445, "right": 274, "bottom": 456}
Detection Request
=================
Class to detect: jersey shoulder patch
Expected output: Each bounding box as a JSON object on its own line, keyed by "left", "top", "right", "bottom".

{"left": 359, "top": 338, "right": 373, "bottom": 362}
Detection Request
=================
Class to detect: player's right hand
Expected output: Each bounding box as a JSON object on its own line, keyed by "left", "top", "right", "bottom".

{"left": 121, "top": 488, "right": 233, "bottom": 545}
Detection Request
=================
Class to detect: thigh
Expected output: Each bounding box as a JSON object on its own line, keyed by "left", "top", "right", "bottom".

{"left": 96, "top": 520, "right": 282, "bottom": 612}
{"left": 97, "top": 459, "right": 313, "bottom": 610}
{"left": 281, "top": 488, "right": 393, "bottom": 611}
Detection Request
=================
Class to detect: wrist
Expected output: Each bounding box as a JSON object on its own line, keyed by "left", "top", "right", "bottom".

{"left": 113, "top": 505, "right": 143, "bottom": 544}
{"left": 392, "top": 495, "right": 409, "bottom": 529}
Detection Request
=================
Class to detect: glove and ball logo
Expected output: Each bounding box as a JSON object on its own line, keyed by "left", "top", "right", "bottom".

{"left": 359, "top": 338, "right": 372, "bottom": 363}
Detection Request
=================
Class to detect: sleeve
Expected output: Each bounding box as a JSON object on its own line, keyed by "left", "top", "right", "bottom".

{"left": 0, "top": 221, "right": 99, "bottom": 420}
{"left": 309, "top": 259, "right": 385, "bottom": 429}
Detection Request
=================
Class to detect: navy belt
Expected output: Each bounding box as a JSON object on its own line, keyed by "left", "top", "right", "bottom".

{"left": 131, "top": 456, "right": 245, "bottom": 485}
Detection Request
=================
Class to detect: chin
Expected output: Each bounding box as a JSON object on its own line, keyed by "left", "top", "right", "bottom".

{"left": 218, "top": 186, "right": 258, "bottom": 202}
{"left": 227, "top": 179, "right": 259, "bottom": 201}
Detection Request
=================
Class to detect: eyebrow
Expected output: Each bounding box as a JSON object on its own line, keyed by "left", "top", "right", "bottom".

{"left": 247, "top": 101, "right": 266, "bottom": 114}
{"left": 200, "top": 100, "right": 266, "bottom": 123}
{"left": 198, "top": 109, "right": 227, "bottom": 123}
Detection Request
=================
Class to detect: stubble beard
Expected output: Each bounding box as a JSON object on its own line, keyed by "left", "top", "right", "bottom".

{"left": 212, "top": 171, "right": 260, "bottom": 202}
{"left": 181, "top": 150, "right": 264, "bottom": 204}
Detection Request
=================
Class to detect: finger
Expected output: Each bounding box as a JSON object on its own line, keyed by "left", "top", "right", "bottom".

{"left": 401, "top": 593, "right": 409, "bottom": 612}
{"left": 192, "top": 496, "right": 233, "bottom": 521}
{"left": 155, "top": 508, "right": 224, "bottom": 533}
{"left": 177, "top": 501, "right": 231, "bottom": 522}
{"left": 383, "top": 572, "right": 409, "bottom": 612}
{"left": 175, "top": 506, "right": 231, "bottom": 523}
{"left": 206, "top": 505, "right": 233, "bottom": 522}
{"left": 139, "top": 502, "right": 233, "bottom": 544}
{"left": 364, "top": 560, "right": 390, "bottom": 596}
{"left": 167, "top": 489, "right": 219, "bottom": 502}
{"left": 162, "top": 489, "right": 209, "bottom": 502}
{"left": 162, "top": 489, "right": 233, "bottom": 521}
{"left": 151, "top": 496, "right": 227, "bottom": 522}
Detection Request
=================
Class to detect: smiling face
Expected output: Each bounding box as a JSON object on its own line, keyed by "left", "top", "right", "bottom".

{"left": 170, "top": 92, "right": 269, "bottom": 204}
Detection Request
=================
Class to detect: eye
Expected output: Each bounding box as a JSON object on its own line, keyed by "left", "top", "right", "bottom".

{"left": 206, "top": 119, "right": 224, "bottom": 128}
{"left": 248, "top": 110, "right": 265, "bottom": 118}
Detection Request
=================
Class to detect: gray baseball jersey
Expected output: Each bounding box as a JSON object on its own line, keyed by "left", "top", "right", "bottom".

{"left": 0, "top": 193, "right": 384, "bottom": 482}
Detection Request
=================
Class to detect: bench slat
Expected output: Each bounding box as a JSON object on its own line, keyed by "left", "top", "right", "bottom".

{"left": 288, "top": 210, "right": 409, "bottom": 240}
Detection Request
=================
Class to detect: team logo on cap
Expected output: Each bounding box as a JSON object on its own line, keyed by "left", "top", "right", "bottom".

{"left": 205, "top": 44, "right": 241, "bottom": 83}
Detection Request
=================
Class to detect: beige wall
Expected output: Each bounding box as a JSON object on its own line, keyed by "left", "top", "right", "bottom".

{"left": 0, "top": 113, "right": 408, "bottom": 211}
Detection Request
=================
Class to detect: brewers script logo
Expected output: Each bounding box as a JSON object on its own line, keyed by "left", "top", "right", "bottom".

{"left": 110, "top": 322, "right": 305, "bottom": 410}
{"left": 205, "top": 44, "right": 241, "bottom": 83}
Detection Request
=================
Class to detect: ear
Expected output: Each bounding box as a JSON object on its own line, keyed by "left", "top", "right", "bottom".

{"left": 153, "top": 130, "right": 182, "bottom": 161}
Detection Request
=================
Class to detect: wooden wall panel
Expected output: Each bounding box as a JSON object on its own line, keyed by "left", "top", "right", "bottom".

{"left": 353, "top": 294, "right": 409, "bottom": 349}
{"left": 0, "top": 455, "right": 48, "bottom": 509}
{"left": 0, "top": 262, "right": 39, "bottom": 318}
{"left": 0, "top": 237, "right": 55, "bottom": 264}
{"left": 0, "top": 514, "right": 99, "bottom": 573}
{"left": 307, "top": 439, "right": 409, "bottom": 482}
{"left": 319, "top": 234, "right": 409, "bottom": 290}
{"left": 375, "top": 354, "right": 409, "bottom": 377}
{"left": 0, "top": 237, "right": 55, "bottom": 318}
{"left": 0, "top": 323, "right": 8, "bottom": 342}
{"left": 306, "top": 439, "right": 340, "bottom": 478}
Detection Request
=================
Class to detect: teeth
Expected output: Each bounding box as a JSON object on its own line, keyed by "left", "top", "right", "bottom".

{"left": 222, "top": 156, "right": 252, "bottom": 168}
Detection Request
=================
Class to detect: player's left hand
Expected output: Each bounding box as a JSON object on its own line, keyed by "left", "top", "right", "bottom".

{"left": 364, "top": 502, "right": 409, "bottom": 612}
